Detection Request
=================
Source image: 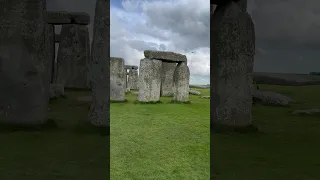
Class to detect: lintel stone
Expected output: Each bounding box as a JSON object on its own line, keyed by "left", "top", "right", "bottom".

{"left": 144, "top": 50, "right": 187, "bottom": 62}
{"left": 124, "top": 65, "right": 138, "bottom": 70}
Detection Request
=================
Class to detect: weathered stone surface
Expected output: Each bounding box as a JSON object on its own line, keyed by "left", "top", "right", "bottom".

{"left": 49, "top": 84, "right": 65, "bottom": 98}
{"left": 47, "top": 11, "right": 90, "bottom": 25}
{"left": 124, "top": 65, "right": 138, "bottom": 70}
{"left": 144, "top": 50, "right": 187, "bottom": 62}
{"left": 138, "top": 58, "right": 162, "bottom": 102}
{"left": 160, "top": 62, "right": 176, "bottom": 96}
{"left": 110, "top": 57, "right": 125, "bottom": 101}
{"left": 88, "top": 0, "right": 110, "bottom": 127}
{"left": 124, "top": 69, "right": 128, "bottom": 90}
{"left": 189, "top": 90, "right": 201, "bottom": 95}
{"left": 173, "top": 62, "right": 190, "bottom": 102}
{"left": 0, "top": 0, "right": 48, "bottom": 124}
{"left": 211, "top": 1, "right": 255, "bottom": 126}
{"left": 252, "top": 90, "right": 295, "bottom": 106}
{"left": 128, "top": 69, "right": 139, "bottom": 90}
{"left": 56, "top": 24, "right": 90, "bottom": 89}
{"left": 234, "top": 0, "right": 247, "bottom": 12}
{"left": 46, "top": 24, "right": 55, "bottom": 83}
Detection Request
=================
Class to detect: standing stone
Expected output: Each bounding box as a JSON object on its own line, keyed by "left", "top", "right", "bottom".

{"left": 56, "top": 24, "right": 90, "bottom": 89}
{"left": 211, "top": 1, "right": 255, "bottom": 127}
{"left": 110, "top": 57, "right": 125, "bottom": 101}
{"left": 138, "top": 59, "right": 162, "bottom": 102}
{"left": 124, "top": 69, "right": 128, "bottom": 90}
{"left": 128, "top": 69, "right": 138, "bottom": 90}
{"left": 46, "top": 24, "right": 55, "bottom": 83}
{"left": 88, "top": 0, "right": 110, "bottom": 127}
{"left": 173, "top": 62, "right": 190, "bottom": 102}
{"left": 0, "top": 0, "right": 48, "bottom": 124}
{"left": 161, "top": 62, "right": 177, "bottom": 96}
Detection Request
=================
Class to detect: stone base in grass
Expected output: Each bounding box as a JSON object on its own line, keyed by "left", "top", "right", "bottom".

{"left": 170, "top": 100, "right": 191, "bottom": 104}
{"left": 111, "top": 99, "right": 128, "bottom": 103}
{"left": 133, "top": 100, "right": 162, "bottom": 104}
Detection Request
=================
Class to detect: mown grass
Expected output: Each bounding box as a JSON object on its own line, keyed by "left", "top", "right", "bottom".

{"left": 110, "top": 88, "right": 210, "bottom": 179}
{"left": 212, "top": 85, "right": 320, "bottom": 180}
{"left": 0, "top": 90, "right": 109, "bottom": 180}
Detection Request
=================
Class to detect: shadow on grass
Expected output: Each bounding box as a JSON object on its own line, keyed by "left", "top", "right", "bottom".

{"left": 169, "top": 100, "right": 191, "bottom": 104}
{"left": 211, "top": 123, "right": 261, "bottom": 134}
{"left": 0, "top": 119, "right": 59, "bottom": 133}
{"left": 111, "top": 99, "right": 128, "bottom": 103}
{"left": 74, "top": 121, "right": 110, "bottom": 136}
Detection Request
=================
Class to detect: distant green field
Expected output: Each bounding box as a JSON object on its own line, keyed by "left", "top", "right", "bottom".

{"left": 212, "top": 85, "right": 320, "bottom": 180}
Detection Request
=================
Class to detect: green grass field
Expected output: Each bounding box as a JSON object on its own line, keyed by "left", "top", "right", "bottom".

{"left": 212, "top": 85, "right": 320, "bottom": 180}
{"left": 1, "top": 85, "right": 320, "bottom": 180}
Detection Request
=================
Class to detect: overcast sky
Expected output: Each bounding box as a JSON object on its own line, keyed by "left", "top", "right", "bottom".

{"left": 47, "top": 0, "right": 320, "bottom": 85}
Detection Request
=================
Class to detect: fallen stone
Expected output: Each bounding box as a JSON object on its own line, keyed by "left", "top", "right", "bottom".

{"left": 47, "top": 11, "right": 90, "bottom": 25}
{"left": 144, "top": 50, "right": 187, "bottom": 62}
{"left": 0, "top": 0, "right": 49, "bottom": 125}
{"left": 110, "top": 57, "right": 125, "bottom": 101}
{"left": 49, "top": 84, "right": 65, "bottom": 98}
{"left": 211, "top": 1, "right": 255, "bottom": 126}
{"left": 128, "top": 69, "right": 139, "bottom": 90}
{"left": 138, "top": 58, "right": 162, "bottom": 102}
{"left": 292, "top": 109, "right": 320, "bottom": 115}
{"left": 56, "top": 24, "right": 90, "bottom": 89}
{"left": 161, "top": 62, "right": 176, "bottom": 96}
{"left": 173, "top": 62, "right": 190, "bottom": 102}
{"left": 189, "top": 90, "right": 201, "bottom": 95}
{"left": 88, "top": 0, "right": 110, "bottom": 127}
{"left": 252, "top": 90, "right": 295, "bottom": 106}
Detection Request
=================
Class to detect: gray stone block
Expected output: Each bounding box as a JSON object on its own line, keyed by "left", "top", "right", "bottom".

{"left": 128, "top": 69, "right": 138, "bottom": 90}
{"left": 124, "top": 65, "right": 138, "bottom": 70}
{"left": 138, "top": 58, "right": 162, "bottom": 102}
{"left": 160, "top": 62, "right": 176, "bottom": 96}
{"left": 173, "top": 62, "right": 190, "bottom": 102}
{"left": 56, "top": 24, "right": 90, "bottom": 89}
{"left": 47, "top": 11, "right": 90, "bottom": 25}
{"left": 110, "top": 57, "right": 125, "bottom": 101}
{"left": 144, "top": 50, "right": 187, "bottom": 62}
{"left": 211, "top": 1, "right": 255, "bottom": 126}
{"left": 0, "top": 0, "right": 48, "bottom": 125}
{"left": 88, "top": 0, "right": 110, "bottom": 127}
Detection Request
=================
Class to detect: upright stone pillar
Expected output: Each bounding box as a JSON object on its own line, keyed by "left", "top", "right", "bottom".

{"left": 56, "top": 24, "right": 90, "bottom": 89}
{"left": 0, "top": 0, "right": 49, "bottom": 124}
{"left": 173, "top": 62, "right": 190, "bottom": 102}
{"left": 211, "top": 1, "right": 255, "bottom": 127}
{"left": 128, "top": 69, "right": 139, "bottom": 90}
{"left": 138, "top": 59, "right": 162, "bottom": 102}
{"left": 88, "top": 0, "right": 110, "bottom": 127}
{"left": 110, "top": 57, "right": 125, "bottom": 101}
{"left": 161, "top": 62, "right": 176, "bottom": 96}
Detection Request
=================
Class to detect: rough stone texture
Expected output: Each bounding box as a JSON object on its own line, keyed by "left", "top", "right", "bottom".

{"left": 128, "top": 69, "right": 139, "bottom": 90}
{"left": 292, "top": 109, "right": 320, "bottom": 116}
{"left": 47, "top": 11, "right": 90, "bottom": 25}
{"left": 160, "top": 62, "right": 176, "bottom": 96}
{"left": 144, "top": 50, "right": 187, "bottom": 62}
{"left": 138, "top": 58, "right": 162, "bottom": 102}
{"left": 49, "top": 84, "right": 65, "bottom": 98}
{"left": 189, "top": 90, "right": 201, "bottom": 95}
{"left": 124, "top": 65, "right": 138, "bottom": 70}
{"left": 252, "top": 90, "right": 295, "bottom": 106}
{"left": 46, "top": 24, "right": 55, "bottom": 83}
{"left": 88, "top": 0, "right": 110, "bottom": 127}
{"left": 124, "top": 69, "right": 128, "bottom": 90}
{"left": 173, "top": 62, "right": 190, "bottom": 102}
{"left": 110, "top": 57, "right": 125, "bottom": 101}
{"left": 0, "top": 0, "right": 49, "bottom": 124}
{"left": 211, "top": 1, "right": 255, "bottom": 126}
{"left": 234, "top": 0, "right": 247, "bottom": 12}
{"left": 56, "top": 24, "right": 90, "bottom": 89}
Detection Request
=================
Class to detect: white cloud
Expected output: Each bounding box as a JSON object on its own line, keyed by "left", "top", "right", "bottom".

{"left": 111, "top": 0, "right": 210, "bottom": 84}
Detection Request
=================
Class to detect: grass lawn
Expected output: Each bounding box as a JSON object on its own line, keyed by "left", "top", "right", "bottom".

{"left": 110, "top": 88, "right": 210, "bottom": 179}
{"left": 0, "top": 90, "right": 109, "bottom": 180}
{"left": 212, "top": 85, "right": 320, "bottom": 180}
